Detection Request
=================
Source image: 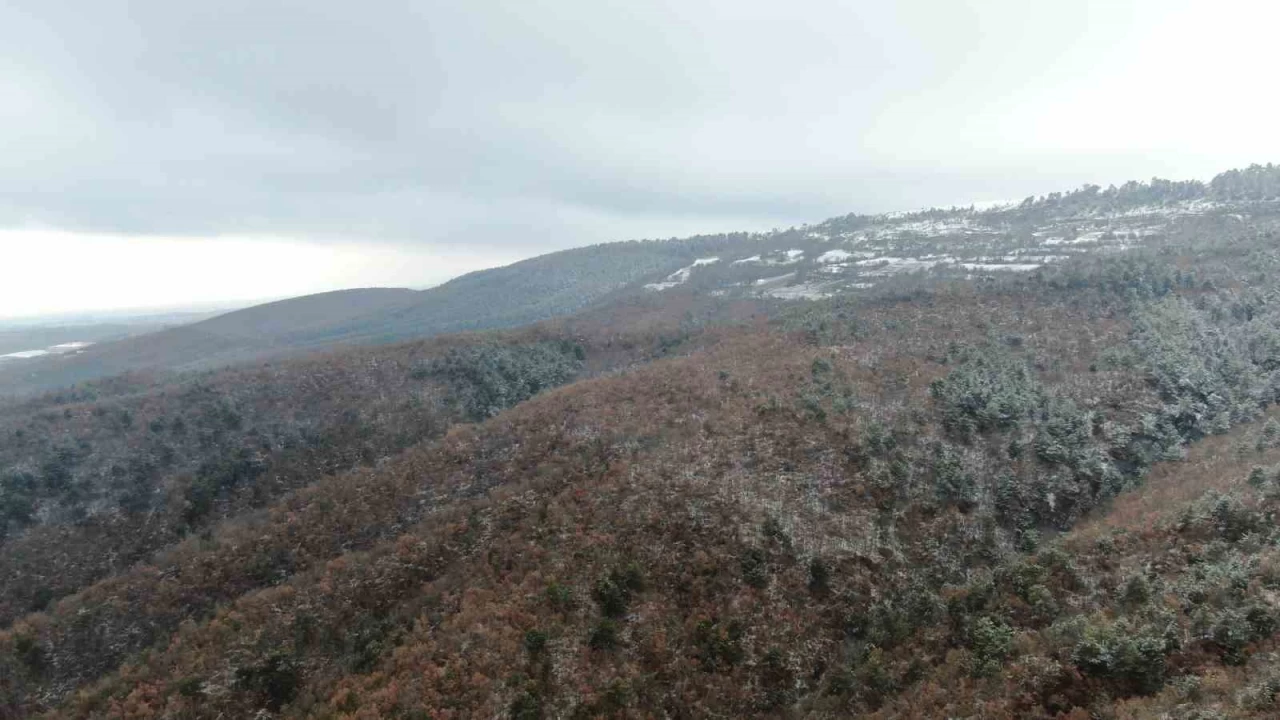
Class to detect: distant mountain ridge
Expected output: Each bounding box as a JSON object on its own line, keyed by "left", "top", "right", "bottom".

{"left": 0, "top": 289, "right": 417, "bottom": 393}
{"left": 0, "top": 244, "right": 713, "bottom": 394}
{"left": 2, "top": 163, "right": 1278, "bottom": 396}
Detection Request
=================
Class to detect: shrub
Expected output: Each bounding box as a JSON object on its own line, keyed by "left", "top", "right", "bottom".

{"left": 1119, "top": 573, "right": 1153, "bottom": 609}
{"left": 740, "top": 547, "right": 769, "bottom": 589}
{"left": 1239, "top": 667, "right": 1280, "bottom": 710}
{"left": 1257, "top": 418, "right": 1280, "bottom": 451}
{"left": 930, "top": 345, "right": 1041, "bottom": 439}
{"left": 808, "top": 557, "right": 831, "bottom": 595}
{"left": 1211, "top": 496, "right": 1261, "bottom": 542}
{"left": 1072, "top": 618, "right": 1178, "bottom": 695}
{"left": 759, "top": 648, "right": 795, "bottom": 708}
{"left": 1204, "top": 605, "right": 1275, "bottom": 665}
{"left": 13, "top": 635, "right": 47, "bottom": 676}
{"left": 593, "top": 578, "right": 629, "bottom": 618}
{"left": 173, "top": 676, "right": 205, "bottom": 699}
{"left": 593, "top": 564, "right": 645, "bottom": 618}
{"left": 762, "top": 515, "right": 791, "bottom": 546}
{"left": 969, "top": 617, "right": 1015, "bottom": 676}
{"left": 26, "top": 586, "right": 54, "bottom": 613}
{"left": 1207, "top": 608, "right": 1254, "bottom": 665}
{"left": 693, "top": 619, "right": 745, "bottom": 671}
{"left": 859, "top": 590, "right": 939, "bottom": 648}
{"left": 0, "top": 470, "right": 37, "bottom": 533}
{"left": 545, "top": 582, "right": 573, "bottom": 612}
{"left": 1025, "top": 584, "right": 1060, "bottom": 623}
{"left": 1246, "top": 604, "right": 1278, "bottom": 639}
{"left": 851, "top": 647, "right": 899, "bottom": 708}
{"left": 233, "top": 653, "right": 300, "bottom": 712}
{"left": 510, "top": 692, "right": 543, "bottom": 720}
{"left": 1034, "top": 398, "right": 1095, "bottom": 467}
{"left": 588, "top": 619, "right": 620, "bottom": 650}
{"left": 524, "top": 630, "right": 547, "bottom": 656}
{"left": 931, "top": 443, "right": 977, "bottom": 512}
{"left": 1249, "top": 466, "right": 1269, "bottom": 487}
{"left": 1176, "top": 493, "right": 1263, "bottom": 543}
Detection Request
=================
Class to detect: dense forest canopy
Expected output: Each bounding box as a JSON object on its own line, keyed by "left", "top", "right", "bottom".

{"left": 2, "top": 164, "right": 1280, "bottom": 718}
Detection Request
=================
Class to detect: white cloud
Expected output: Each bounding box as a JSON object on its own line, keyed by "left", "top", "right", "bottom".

{"left": 0, "top": 230, "right": 521, "bottom": 319}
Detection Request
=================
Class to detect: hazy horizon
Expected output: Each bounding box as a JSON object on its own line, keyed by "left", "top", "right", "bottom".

{"left": 4, "top": 161, "right": 1266, "bottom": 322}
{"left": 3, "top": 0, "right": 1278, "bottom": 318}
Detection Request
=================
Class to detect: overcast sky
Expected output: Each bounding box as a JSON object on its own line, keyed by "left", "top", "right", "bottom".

{"left": 2, "top": 0, "right": 1277, "bottom": 319}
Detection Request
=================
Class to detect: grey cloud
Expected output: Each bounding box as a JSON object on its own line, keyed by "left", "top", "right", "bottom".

{"left": 0, "top": 0, "right": 1267, "bottom": 251}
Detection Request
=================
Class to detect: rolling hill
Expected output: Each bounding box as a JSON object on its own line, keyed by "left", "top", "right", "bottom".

{"left": 4, "top": 164, "right": 1280, "bottom": 717}
{"left": 0, "top": 289, "right": 418, "bottom": 395}
{"left": 5, "top": 164, "right": 1280, "bottom": 399}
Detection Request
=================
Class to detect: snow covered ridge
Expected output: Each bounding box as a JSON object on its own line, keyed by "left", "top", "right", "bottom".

{"left": 638, "top": 195, "right": 1280, "bottom": 300}
{"left": 643, "top": 257, "right": 720, "bottom": 291}
{"left": 817, "top": 249, "right": 854, "bottom": 263}
{"left": 754, "top": 273, "right": 795, "bottom": 286}
{"left": 730, "top": 249, "right": 805, "bottom": 266}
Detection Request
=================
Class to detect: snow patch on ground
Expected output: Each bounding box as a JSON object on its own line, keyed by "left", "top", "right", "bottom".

{"left": 755, "top": 273, "right": 796, "bottom": 286}
{"left": 959, "top": 263, "right": 1043, "bottom": 272}
{"left": 731, "top": 251, "right": 807, "bottom": 266}
{"left": 872, "top": 217, "right": 986, "bottom": 239}
{"left": 644, "top": 257, "right": 720, "bottom": 290}
{"left": 766, "top": 283, "right": 829, "bottom": 300}
{"left": 643, "top": 281, "right": 682, "bottom": 291}
{"left": 818, "top": 249, "right": 855, "bottom": 263}
{"left": 753, "top": 274, "right": 834, "bottom": 300}
{"left": 1001, "top": 254, "right": 1069, "bottom": 263}
{"left": 854, "top": 257, "right": 945, "bottom": 276}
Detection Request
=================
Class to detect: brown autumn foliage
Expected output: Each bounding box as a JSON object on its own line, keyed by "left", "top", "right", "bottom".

{"left": 4, "top": 205, "right": 1280, "bottom": 718}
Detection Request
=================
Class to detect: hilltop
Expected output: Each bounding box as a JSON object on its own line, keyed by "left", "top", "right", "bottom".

{"left": 5, "top": 164, "right": 1279, "bottom": 399}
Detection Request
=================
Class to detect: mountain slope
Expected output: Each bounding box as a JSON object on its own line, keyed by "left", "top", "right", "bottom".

{"left": 0, "top": 246, "right": 708, "bottom": 395}
{"left": 4, "top": 165, "right": 1280, "bottom": 717}
{"left": 5, "top": 164, "right": 1280, "bottom": 398}
{"left": 311, "top": 241, "right": 717, "bottom": 345}
{"left": 0, "top": 289, "right": 418, "bottom": 394}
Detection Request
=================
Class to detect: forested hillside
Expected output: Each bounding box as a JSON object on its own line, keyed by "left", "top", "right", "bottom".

{"left": 3, "top": 165, "right": 1280, "bottom": 718}
{"left": 9, "top": 164, "right": 1277, "bottom": 399}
